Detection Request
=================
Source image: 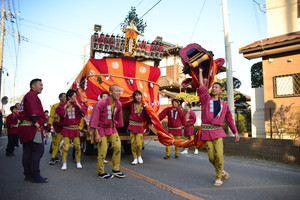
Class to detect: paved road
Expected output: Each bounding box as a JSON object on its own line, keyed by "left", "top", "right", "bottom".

{"left": 0, "top": 136, "right": 300, "bottom": 200}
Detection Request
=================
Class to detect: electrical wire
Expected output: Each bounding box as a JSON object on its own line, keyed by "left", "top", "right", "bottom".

{"left": 252, "top": 0, "right": 265, "bottom": 56}
{"left": 252, "top": 0, "right": 266, "bottom": 13}
{"left": 5, "top": 0, "right": 22, "bottom": 98}
{"left": 138, "top": 0, "right": 156, "bottom": 14}
{"left": 4, "top": 38, "right": 15, "bottom": 67}
{"left": 22, "top": 19, "right": 86, "bottom": 38}
{"left": 140, "top": 0, "right": 162, "bottom": 19}
{"left": 111, "top": 0, "right": 160, "bottom": 34}
{"left": 28, "top": 39, "right": 81, "bottom": 56}
{"left": 10, "top": 0, "right": 20, "bottom": 35}
{"left": 189, "top": 0, "right": 206, "bottom": 42}
{"left": 6, "top": 0, "right": 19, "bottom": 56}
{"left": 21, "top": 22, "right": 85, "bottom": 39}
{"left": 136, "top": 0, "right": 145, "bottom": 8}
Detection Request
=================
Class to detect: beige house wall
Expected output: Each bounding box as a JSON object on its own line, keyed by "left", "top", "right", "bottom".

{"left": 266, "top": 0, "right": 300, "bottom": 37}
{"left": 262, "top": 51, "right": 300, "bottom": 107}
{"left": 262, "top": 50, "right": 300, "bottom": 138}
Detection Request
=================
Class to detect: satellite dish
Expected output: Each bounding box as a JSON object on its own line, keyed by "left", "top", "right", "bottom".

{"left": 1, "top": 96, "right": 8, "bottom": 105}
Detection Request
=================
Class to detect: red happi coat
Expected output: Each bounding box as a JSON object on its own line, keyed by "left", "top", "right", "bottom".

{"left": 183, "top": 110, "right": 197, "bottom": 136}
{"left": 56, "top": 102, "right": 83, "bottom": 138}
{"left": 18, "top": 90, "right": 46, "bottom": 144}
{"left": 89, "top": 97, "right": 124, "bottom": 137}
{"left": 6, "top": 113, "right": 19, "bottom": 135}
{"left": 197, "top": 86, "right": 238, "bottom": 141}
{"left": 159, "top": 107, "right": 186, "bottom": 136}
{"left": 128, "top": 102, "right": 148, "bottom": 134}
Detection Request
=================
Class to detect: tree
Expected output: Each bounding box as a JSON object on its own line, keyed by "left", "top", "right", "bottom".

{"left": 251, "top": 62, "right": 263, "bottom": 88}
{"left": 219, "top": 77, "right": 242, "bottom": 91}
{"left": 121, "top": 7, "right": 147, "bottom": 33}
{"left": 219, "top": 77, "right": 251, "bottom": 134}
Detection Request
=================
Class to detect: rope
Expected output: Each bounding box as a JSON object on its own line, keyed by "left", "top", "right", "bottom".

{"left": 85, "top": 74, "right": 159, "bottom": 85}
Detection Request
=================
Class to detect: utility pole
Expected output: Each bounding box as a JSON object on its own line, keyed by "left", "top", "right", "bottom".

{"left": 0, "top": 0, "right": 6, "bottom": 99}
{"left": 222, "top": 0, "right": 235, "bottom": 136}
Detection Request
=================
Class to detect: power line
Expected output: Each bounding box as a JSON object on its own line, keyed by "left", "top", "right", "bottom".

{"left": 111, "top": 0, "right": 161, "bottom": 34}
{"left": 4, "top": 39, "right": 15, "bottom": 66}
{"left": 252, "top": 0, "right": 266, "bottom": 13}
{"left": 136, "top": 0, "right": 145, "bottom": 8}
{"left": 189, "top": 0, "right": 206, "bottom": 42}
{"left": 10, "top": 0, "right": 22, "bottom": 98}
{"left": 28, "top": 39, "right": 82, "bottom": 56}
{"left": 21, "top": 22, "right": 85, "bottom": 39}
{"left": 9, "top": 0, "right": 20, "bottom": 34}
{"left": 138, "top": 0, "right": 156, "bottom": 16}
{"left": 6, "top": 0, "right": 19, "bottom": 56}
{"left": 22, "top": 19, "right": 86, "bottom": 38}
{"left": 140, "top": 0, "right": 162, "bottom": 19}
{"left": 252, "top": 0, "right": 263, "bottom": 39}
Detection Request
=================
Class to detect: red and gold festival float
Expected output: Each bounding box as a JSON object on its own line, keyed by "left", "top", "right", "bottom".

{"left": 72, "top": 22, "right": 225, "bottom": 151}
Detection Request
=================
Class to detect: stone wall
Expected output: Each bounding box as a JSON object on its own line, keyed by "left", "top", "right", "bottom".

{"left": 223, "top": 137, "right": 300, "bottom": 165}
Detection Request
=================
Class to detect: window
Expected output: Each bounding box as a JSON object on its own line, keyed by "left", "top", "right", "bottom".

{"left": 273, "top": 73, "right": 300, "bottom": 98}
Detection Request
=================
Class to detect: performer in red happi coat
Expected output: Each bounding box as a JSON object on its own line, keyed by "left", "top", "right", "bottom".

{"left": 128, "top": 90, "right": 149, "bottom": 165}
{"left": 180, "top": 103, "right": 198, "bottom": 155}
{"left": 89, "top": 85, "right": 126, "bottom": 179}
{"left": 5, "top": 106, "right": 19, "bottom": 156}
{"left": 56, "top": 89, "right": 84, "bottom": 170}
{"left": 197, "top": 69, "right": 240, "bottom": 186}
{"left": 18, "top": 78, "right": 47, "bottom": 183}
{"left": 159, "top": 99, "right": 186, "bottom": 159}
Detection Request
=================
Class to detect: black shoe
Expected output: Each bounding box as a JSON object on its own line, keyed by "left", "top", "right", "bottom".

{"left": 24, "top": 176, "right": 31, "bottom": 181}
{"left": 164, "top": 156, "right": 170, "bottom": 159}
{"left": 6, "top": 153, "right": 16, "bottom": 157}
{"left": 175, "top": 156, "right": 179, "bottom": 159}
{"left": 112, "top": 170, "right": 126, "bottom": 178}
{"left": 49, "top": 158, "right": 56, "bottom": 165}
{"left": 98, "top": 173, "right": 114, "bottom": 179}
{"left": 54, "top": 157, "right": 60, "bottom": 163}
{"left": 31, "top": 176, "right": 49, "bottom": 183}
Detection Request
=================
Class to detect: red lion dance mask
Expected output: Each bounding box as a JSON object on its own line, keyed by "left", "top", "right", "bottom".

{"left": 179, "top": 43, "right": 225, "bottom": 89}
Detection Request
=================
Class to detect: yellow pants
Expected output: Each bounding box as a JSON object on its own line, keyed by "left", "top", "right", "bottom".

{"left": 206, "top": 138, "right": 224, "bottom": 179}
{"left": 97, "top": 133, "right": 121, "bottom": 174}
{"left": 184, "top": 135, "right": 197, "bottom": 151}
{"left": 51, "top": 132, "right": 63, "bottom": 159}
{"left": 62, "top": 136, "right": 81, "bottom": 163}
{"left": 166, "top": 135, "right": 181, "bottom": 157}
{"left": 130, "top": 132, "right": 143, "bottom": 159}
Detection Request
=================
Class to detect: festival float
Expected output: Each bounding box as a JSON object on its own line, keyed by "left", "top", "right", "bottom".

{"left": 73, "top": 22, "right": 162, "bottom": 154}
{"left": 72, "top": 21, "right": 225, "bottom": 154}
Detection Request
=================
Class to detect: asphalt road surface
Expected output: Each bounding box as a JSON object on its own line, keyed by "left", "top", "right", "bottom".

{"left": 0, "top": 136, "right": 299, "bottom": 200}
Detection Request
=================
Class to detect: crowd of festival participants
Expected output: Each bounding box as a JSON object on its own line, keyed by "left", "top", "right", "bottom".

{"left": 4, "top": 70, "right": 240, "bottom": 186}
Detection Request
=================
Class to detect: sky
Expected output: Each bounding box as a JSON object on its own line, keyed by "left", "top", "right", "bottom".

{"left": 1, "top": 0, "right": 267, "bottom": 114}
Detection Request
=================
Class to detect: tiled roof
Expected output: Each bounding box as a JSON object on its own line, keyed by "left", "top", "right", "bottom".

{"left": 239, "top": 31, "right": 300, "bottom": 53}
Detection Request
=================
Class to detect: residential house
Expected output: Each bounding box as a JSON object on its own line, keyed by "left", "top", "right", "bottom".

{"left": 239, "top": 0, "right": 300, "bottom": 139}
